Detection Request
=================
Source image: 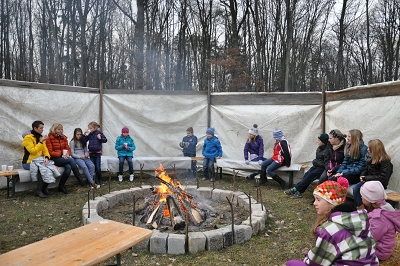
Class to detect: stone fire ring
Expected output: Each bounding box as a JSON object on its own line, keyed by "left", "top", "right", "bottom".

{"left": 82, "top": 185, "right": 267, "bottom": 254}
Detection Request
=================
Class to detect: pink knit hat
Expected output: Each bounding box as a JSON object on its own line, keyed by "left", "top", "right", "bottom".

{"left": 121, "top": 126, "right": 129, "bottom": 133}
{"left": 360, "top": 181, "right": 387, "bottom": 203}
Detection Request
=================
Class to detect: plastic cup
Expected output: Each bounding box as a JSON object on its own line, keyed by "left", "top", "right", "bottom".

{"left": 8, "top": 166, "right": 13, "bottom": 172}
{"left": 63, "top": 149, "right": 68, "bottom": 156}
{"left": 1, "top": 165, "right": 6, "bottom": 172}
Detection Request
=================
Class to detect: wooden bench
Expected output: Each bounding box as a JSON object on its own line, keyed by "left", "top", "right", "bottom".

{"left": 0, "top": 219, "right": 152, "bottom": 266}
{"left": 215, "top": 159, "right": 306, "bottom": 187}
{"left": 347, "top": 184, "right": 400, "bottom": 209}
{"left": 101, "top": 156, "right": 192, "bottom": 172}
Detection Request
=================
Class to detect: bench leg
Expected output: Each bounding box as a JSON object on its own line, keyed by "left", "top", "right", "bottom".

{"left": 218, "top": 167, "right": 222, "bottom": 179}
{"left": 116, "top": 253, "right": 121, "bottom": 266}
{"left": 287, "top": 172, "right": 294, "bottom": 188}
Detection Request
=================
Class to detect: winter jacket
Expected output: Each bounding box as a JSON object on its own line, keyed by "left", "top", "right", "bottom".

{"left": 360, "top": 155, "right": 393, "bottom": 189}
{"left": 46, "top": 133, "right": 71, "bottom": 158}
{"left": 30, "top": 157, "right": 60, "bottom": 183}
{"left": 115, "top": 135, "right": 136, "bottom": 157}
{"left": 304, "top": 202, "right": 378, "bottom": 265}
{"left": 311, "top": 145, "right": 326, "bottom": 169}
{"left": 368, "top": 208, "right": 400, "bottom": 261}
{"left": 70, "top": 139, "right": 89, "bottom": 159}
{"left": 202, "top": 136, "right": 222, "bottom": 159}
{"left": 180, "top": 135, "right": 198, "bottom": 156}
{"left": 271, "top": 138, "right": 291, "bottom": 166}
{"left": 81, "top": 129, "right": 107, "bottom": 154}
{"left": 324, "top": 139, "right": 346, "bottom": 173}
{"left": 243, "top": 136, "right": 264, "bottom": 161}
{"left": 22, "top": 130, "right": 50, "bottom": 164}
{"left": 337, "top": 140, "right": 368, "bottom": 176}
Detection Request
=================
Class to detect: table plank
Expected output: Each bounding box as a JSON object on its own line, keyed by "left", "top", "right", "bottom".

{"left": 0, "top": 219, "right": 152, "bottom": 266}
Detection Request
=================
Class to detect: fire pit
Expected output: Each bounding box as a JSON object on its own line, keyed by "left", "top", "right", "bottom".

{"left": 82, "top": 165, "right": 268, "bottom": 254}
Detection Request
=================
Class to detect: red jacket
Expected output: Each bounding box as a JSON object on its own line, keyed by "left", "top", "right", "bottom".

{"left": 46, "top": 133, "right": 71, "bottom": 158}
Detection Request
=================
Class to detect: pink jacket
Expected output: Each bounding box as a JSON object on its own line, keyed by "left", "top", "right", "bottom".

{"left": 368, "top": 208, "right": 400, "bottom": 261}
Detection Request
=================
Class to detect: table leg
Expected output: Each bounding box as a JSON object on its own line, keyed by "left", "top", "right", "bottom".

{"left": 116, "top": 253, "right": 121, "bottom": 266}
{"left": 6, "top": 176, "right": 10, "bottom": 198}
{"left": 11, "top": 175, "right": 16, "bottom": 198}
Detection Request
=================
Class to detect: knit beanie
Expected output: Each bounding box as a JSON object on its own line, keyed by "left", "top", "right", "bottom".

{"left": 273, "top": 129, "right": 284, "bottom": 140}
{"left": 318, "top": 133, "right": 329, "bottom": 145}
{"left": 121, "top": 126, "right": 129, "bottom": 133}
{"left": 360, "top": 181, "right": 387, "bottom": 203}
{"left": 206, "top": 127, "right": 215, "bottom": 136}
{"left": 313, "top": 180, "right": 347, "bottom": 206}
{"left": 249, "top": 124, "right": 259, "bottom": 136}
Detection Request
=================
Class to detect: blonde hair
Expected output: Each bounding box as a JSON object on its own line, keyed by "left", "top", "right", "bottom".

{"left": 345, "top": 129, "right": 363, "bottom": 159}
{"left": 312, "top": 206, "right": 333, "bottom": 235}
{"left": 49, "top": 123, "right": 63, "bottom": 134}
{"left": 88, "top": 121, "right": 100, "bottom": 129}
{"left": 368, "top": 139, "right": 391, "bottom": 164}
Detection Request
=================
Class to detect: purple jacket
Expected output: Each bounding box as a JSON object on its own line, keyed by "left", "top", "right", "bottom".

{"left": 368, "top": 208, "right": 400, "bottom": 260}
{"left": 243, "top": 136, "right": 264, "bottom": 161}
{"left": 81, "top": 129, "right": 107, "bottom": 153}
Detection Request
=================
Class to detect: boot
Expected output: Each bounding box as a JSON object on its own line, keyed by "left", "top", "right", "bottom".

{"left": 42, "top": 183, "right": 53, "bottom": 195}
{"left": 271, "top": 174, "right": 287, "bottom": 190}
{"left": 58, "top": 174, "right": 69, "bottom": 194}
{"left": 258, "top": 170, "right": 268, "bottom": 185}
{"left": 72, "top": 167, "right": 85, "bottom": 187}
{"left": 34, "top": 177, "right": 47, "bottom": 198}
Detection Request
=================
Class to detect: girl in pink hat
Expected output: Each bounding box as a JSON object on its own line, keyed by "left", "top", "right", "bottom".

{"left": 361, "top": 181, "right": 400, "bottom": 261}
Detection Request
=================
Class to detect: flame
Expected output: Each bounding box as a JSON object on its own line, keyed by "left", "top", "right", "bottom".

{"left": 153, "top": 163, "right": 189, "bottom": 217}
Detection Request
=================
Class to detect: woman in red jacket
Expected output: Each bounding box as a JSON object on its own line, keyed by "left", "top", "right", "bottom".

{"left": 46, "top": 123, "right": 84, "bottom": 194}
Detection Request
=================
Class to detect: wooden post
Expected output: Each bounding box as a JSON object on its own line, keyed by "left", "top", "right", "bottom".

{"left": 207, "top": 81, "right": 211, "bottom": 128}
{"left": 321, "top": 77, "right": 326, "bottom": 133}
{"left": 99, "top": 80, "right": 103, "bottom": 127}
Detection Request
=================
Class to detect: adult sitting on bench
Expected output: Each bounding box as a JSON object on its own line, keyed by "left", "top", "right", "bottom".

{"left": 258, "top": 129, "right": 292, "bottom": 189}
{"left": 22, "top": 120, "right": 60, "bottom": 198}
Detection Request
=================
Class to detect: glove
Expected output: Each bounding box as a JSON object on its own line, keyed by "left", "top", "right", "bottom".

{"left": 258, "top": 160, "right": 263, "bottom": 165}
{"left": 126, "top": 147, "right": 130, "bottom": 151}
{"left": 122, "top": 144, "right": 126, "bottom": 148}
{"left": 245, "top": 160, "right": 250, "bottom": 165}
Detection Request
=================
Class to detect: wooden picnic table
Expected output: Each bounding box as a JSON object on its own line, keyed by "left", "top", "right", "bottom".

{"left": 0, "top": 169, "right": 19, "bottom": 198}
{"left": 0, "top": 219, "right": 152, "bottom": 266}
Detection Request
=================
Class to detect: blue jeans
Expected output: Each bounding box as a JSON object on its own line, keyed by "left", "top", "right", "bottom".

{"left": 90, "top": 153, "right": 102, "bottom": 183}
{"left": 74, "top": 157, "right": 95, "bottom": 184}
{"left": 22, "top": 163, "right": 30, "bottom": 170}
{"left": 352, "top": 181, "right": 364, "bottom": 207}
{"left": 295, "top": 166, "right": 324, "bottom": 193}
{"left": 184, "top": 153, "right": 197, "bottom": 178}
{"left": 202, "top": 158, "right": 215, "bottom": 179}
{"left": 260, "top": 158, "right": 282, "bottom": 182}
{"left": 118, "top": 156, "right": 133, "bottom": 175}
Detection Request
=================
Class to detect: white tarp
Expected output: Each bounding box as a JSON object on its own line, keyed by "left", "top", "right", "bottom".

{"left": 1, "top": 83, "right": 400, "bottom": 192}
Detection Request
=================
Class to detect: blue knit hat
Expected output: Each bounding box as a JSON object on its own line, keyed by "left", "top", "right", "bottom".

{"left": 273, "top": 129, "right": 284, "bottom": 140}
{"left": 206, "top": 127, "right": 215, "bottom": 136}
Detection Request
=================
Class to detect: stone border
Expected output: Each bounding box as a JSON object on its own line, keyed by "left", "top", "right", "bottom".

{"left": 82, "top": 185, "right": 267, "bottom": 254}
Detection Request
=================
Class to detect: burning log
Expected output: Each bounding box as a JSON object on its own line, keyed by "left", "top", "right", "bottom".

{"left": 181, "top": 198, "right": 204, "bottom": 225}
{"left": 140, "top": 194, "right": 161, "bottom": 223}
{"left": 146, "top": 202, "right": 167, "bottom": 229}
{"left": 166, "top": 195, "right": 186, "bottom": 230}
{"left": 155, "top": 175, "right": 194, "bottom": 199}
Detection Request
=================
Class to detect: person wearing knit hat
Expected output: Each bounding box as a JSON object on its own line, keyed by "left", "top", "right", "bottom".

{"left": 257, "top": 129, "right": 291, "bottom": 189}
{"left": 179, "top": 127, "right": 198, "bottom": 178}
{"left": 202, "top": 127, "right": 222, "bottom": 181}
{"left": 360, "top": 181, "right": 400, "bottom": 261}
{"left": 285, "top": 133, "right": 329, "bottom": 198}
{"left": 287, "top": 179, "right": 379, "bottom": 265}
{"left": 244, "top": 124, "right": 265, "bottom": 180}
{"left": 115, "top": 126, "right": 136, "bottom": 182}
{"left": 318, "top": 133, "right": 329, "bottom": 145}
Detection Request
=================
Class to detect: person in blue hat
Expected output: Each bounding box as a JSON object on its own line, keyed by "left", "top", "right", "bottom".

{"left": 201, "top": 127, "right": 223, "bottom": 181}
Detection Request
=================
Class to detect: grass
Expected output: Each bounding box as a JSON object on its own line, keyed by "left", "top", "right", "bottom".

{"left": 0, "top": 172, "right": 317, "bottom": 265}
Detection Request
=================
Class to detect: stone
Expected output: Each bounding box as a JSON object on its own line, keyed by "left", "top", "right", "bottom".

{"left": 149, "top": 230, "right": 168, "bottom": 254}
{"left": 188, "top": 232, "right": 206, "bottom": 253}
{"left": 203, "top": 230, "right": 223, "bottom": 250}
{"left": 197, "top": 187, "right": 213, "bottom": 199}
{"left": 167, "top": 234, "right": 185, "bottom": 254}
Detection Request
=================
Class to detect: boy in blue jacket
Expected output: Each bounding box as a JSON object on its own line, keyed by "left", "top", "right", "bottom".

{"left": 202, "top": 128, "right": 222, "bottom": 181}
{"left": 115, "top": 126, "right": 136, "bottom": 182}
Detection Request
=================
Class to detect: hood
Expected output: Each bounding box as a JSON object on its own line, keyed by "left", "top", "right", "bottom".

{"left": 369, "top": 208, "right": 400, "bottom": 232}
{"left": 330, "top": 208, "right": 371, "bottom": 238}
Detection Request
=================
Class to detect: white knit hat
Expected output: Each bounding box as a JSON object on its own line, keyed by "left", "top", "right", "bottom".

{"left": 249, "top": 124, "right": 259, "bottom": 136}
{"left": 360, "top": 181, "right": 387, "bottom": 203}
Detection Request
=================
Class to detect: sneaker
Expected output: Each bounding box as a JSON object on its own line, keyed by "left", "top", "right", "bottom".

{"left": 91, "top": 183, "right": 100, "bottom": 189}
{"left": 201, "top": 177, "right": 207, "bottom": 181}
{"left": 129, "top": 174, "right": 134, "bottom": 182}
{"left": 290, "top": 191, "right": 302, "bottom": 199}
{"left": 118, "top": 175, "right": 123, "bottom": 182}
{"left": 284, "top": 188, "right": 296, "bottom": 195}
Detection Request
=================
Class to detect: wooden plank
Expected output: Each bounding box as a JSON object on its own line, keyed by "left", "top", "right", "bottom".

{"left": 0, "top": 79, "right": 97, "bottom": 93}
{"left": 0, "top": 219, "right": 152, "bottom": 266}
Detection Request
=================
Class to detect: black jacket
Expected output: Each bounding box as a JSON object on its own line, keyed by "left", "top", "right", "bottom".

{"left": 324, "top": 139, "right": 346, "bottom": 174}
{"left": 312, "top": 144, "right": 326, "bottom": 169}
{"left": 361, "top": 156, "right": 393, "bottom": 189}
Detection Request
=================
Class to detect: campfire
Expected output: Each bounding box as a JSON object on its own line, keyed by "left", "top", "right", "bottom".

{"left": 139, "top": 164, "right": 212, "bottom": 230}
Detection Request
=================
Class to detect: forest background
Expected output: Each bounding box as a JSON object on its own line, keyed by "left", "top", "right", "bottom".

{"left": 1, "top": 0, "right": 399, "bottom": 92}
